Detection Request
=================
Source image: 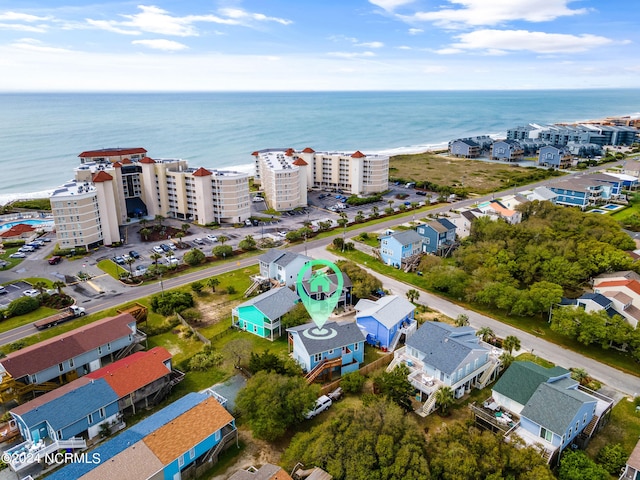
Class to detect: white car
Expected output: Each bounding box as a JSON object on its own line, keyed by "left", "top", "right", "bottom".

{"left": 304, "top": 395, "right": 332, "bottom": 419}
{"left": 193, "top": 238, "right": 205, "bottom": 245}
{"left": 153, "top": 246, "right": 164, "bottom": 254}
{"left": 206, "top": 234, "right": 218, "bottom": 242}
{"left": 18, "top": 246, "right": 35, "bottom": 253}
{"left": 9, "top": 252, "right": 26, "bottom": 258}
{"left": 252, "top": 196, "right": 264, "bottom": 203}
{"left": 23, "top": 289, "right": 40, "bottom": 297}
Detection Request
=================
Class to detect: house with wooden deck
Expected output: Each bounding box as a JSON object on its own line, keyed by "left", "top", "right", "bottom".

{"left": 388, "top": 321, "right": 502, "bottom": 416}
{"left": 47, "top": 391, "right": 237, "bottom": 480}
{"left": 232, "top": 287, "right": 300, "bottom": 340}
{"left": 257, "top": 249, "right": 311, "bottom": 287}
{"left": 449, "top": 139, "right": 481, "bottom": 158}
{"left": 378, "top": 230, "right": 422, "bottom": 268}
{"left": 416, "top": 218, "right": 457, "bottom": 255}
{"left": 538, "top": 145, "right": 573, "bottom": 169}
{"left": 491, "top": 140, "right": 524, "bottom": 162}
{"left": 473, "top": 361, "right": 614, "bottom": 465}
{"left": 287, "top": 321, "right": 365, "bottom": 383}
{"left": 355, "top": 295, "right": 416, "bottom": 351}
{"left": 0, "top": 313, "right": 146, "bottom": 403}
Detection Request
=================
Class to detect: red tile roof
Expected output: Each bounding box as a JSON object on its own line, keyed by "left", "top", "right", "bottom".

{"left": 113, "top": 161, "right": 122, "bottom": 168}
{"left": 92, "top": 171, "right": 114, "bottom": 183}
{"left": 292, "top": 158, "right": 308, "bottom": 166}
{"left": 0, "top": 224, "right": 36, "bottom": 238}
{"left": 78, "top": 148, "right": 147, "bottom": 158}
{"left": 251, "top": 151, "right": 260, "bottom": 156}
{"left": 597, "top": 279, "right": 640, "bottom": 296}
{"left": 351, "top": 150, "right": 366, "bottom": 158}
{"left": 192, "top": 167, "right": 212, "bottom": 177}
{"left": 302, "top": 147, "right": 315, "bottom": 153}
{"left": 0, "top": 313, "right": 137, "bottom": 379}
{"left": 139, "top": 156, "right": 155, "bottom": 164}
{"left": 86, "top": 347, "right": 172, "bottom": 397}
{"left": 285, "top": 148, "right": 295, "bottom": 156}
{"left": 121, "top": 158, "right": 132, "bottom": 165}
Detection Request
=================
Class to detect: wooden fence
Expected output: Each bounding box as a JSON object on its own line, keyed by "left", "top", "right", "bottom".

{"left": 176, "top": 312, "right": 211, "bottom": 345}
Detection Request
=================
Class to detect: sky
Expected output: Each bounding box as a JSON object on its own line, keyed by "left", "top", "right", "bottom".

{"left": 0, "top": 0, "right": 638, "bottom": 91}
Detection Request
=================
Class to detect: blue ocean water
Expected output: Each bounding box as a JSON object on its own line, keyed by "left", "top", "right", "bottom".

{"left": 0, "top": 89, "right": 639, "bottom": 204}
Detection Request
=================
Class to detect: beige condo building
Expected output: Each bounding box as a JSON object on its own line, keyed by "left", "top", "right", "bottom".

{"left": 52, "top": 148, "right": 250, "bottom": 250}
{"left": 253, "top": 147, "right": 388, "bottom": 210}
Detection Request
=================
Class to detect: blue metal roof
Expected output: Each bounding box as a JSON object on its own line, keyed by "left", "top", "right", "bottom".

{"left": 20, "top": 378, "right": 118, "bottom": 432}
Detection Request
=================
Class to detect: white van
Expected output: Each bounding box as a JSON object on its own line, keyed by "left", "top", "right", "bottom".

{"left": 304, "top": 395, "right": 332, "bottom": 419}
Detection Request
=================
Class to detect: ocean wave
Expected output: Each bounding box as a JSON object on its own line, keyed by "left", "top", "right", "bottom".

{"left": 0, "top": 189, "right": 56, "bottom": 207}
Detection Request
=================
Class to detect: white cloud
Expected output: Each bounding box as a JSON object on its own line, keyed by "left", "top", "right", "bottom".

{"left": 9, "top": 38, "right": 71, "bottom": 54}
{"left": 132, "top": 39, "right": 188, "bottom": 51}
{"left": 399, "top": 0, "right": 589, "bottom": 28}
{"left": 85, "top": 19, "right": 141, "bottom": 36}
{"left": 397, "top": 45, "right": 412, "bottom": 50}
{"left": 0, "top": 22, "right": 48, "bottom": 33}
{"left": 0, "top": 11, "right": 52, "bottom": 33}
{"left": 327, "top": 51, "right": 376, "bottom": 58}
{"left": 219, "top": 8, "right": 292, "bottom": 26}
{"left": 408, "top": 28, "right": 423, "bottom": 35}
{"left": 356, "top": 41, "right": 384, "bottom": 48}
{"left": 0, "top": 12, "right": 50, "bottom": 22}
{"left": 445, "top": 29, "right": 614, "bottom": 54}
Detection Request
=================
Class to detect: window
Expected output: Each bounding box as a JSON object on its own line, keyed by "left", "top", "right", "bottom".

{"left": 314, "top": 353, "right": 322, "bottom": 363}
{"left": 189, "top": 447, "right": 195, "bottom": 459}
{"left": 87, "top": 413, "right": 93, "bottom": 424}
{"left": 98, "top": 346, "right": 102, "bottom": 355}
{"left": 59, "top": 363, "right": 64, "bottom": 372}
{"left": 354, "top": 342, "right": 360, "bottom": 351}
{"left": 178, "top": 455, "right": 185, "bottom": 468}
{"left": 99, "top": 407, "right": 105, "bottom": 418}
{"left": 540, "top": 427, "right": 552, "bottom": 442}
{"left": 69, "top": 358, "right": 74, "bottom": 368}
{"left": 583, "top": 413, "right": 588, "bottom": 424}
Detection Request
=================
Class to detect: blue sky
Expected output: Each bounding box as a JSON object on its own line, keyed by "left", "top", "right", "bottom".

{"left": 0, "top": 0, "right": 638, "bottom": 91}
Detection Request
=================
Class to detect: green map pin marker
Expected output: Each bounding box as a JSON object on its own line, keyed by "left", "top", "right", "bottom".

{"left": 297, "top": 259, "right": 344, "bottom": 331}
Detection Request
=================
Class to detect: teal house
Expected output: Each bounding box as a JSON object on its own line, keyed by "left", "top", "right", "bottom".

{"left": 232, "top": 287, "right": 300, "bottom": 340}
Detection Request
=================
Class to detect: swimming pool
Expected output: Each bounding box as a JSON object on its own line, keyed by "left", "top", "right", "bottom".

{"left": 588, "top": 209, "right": 607, "bottom": 214}
{"left": 602, "top": 204, "right": 623, "bottom": 211}
{"left": 0, "top": 219, "right": 54, "bottom": 232}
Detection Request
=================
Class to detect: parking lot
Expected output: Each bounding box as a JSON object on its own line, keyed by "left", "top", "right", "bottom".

{"left": 0, "top": 280, "right": 42, "bottom": 309}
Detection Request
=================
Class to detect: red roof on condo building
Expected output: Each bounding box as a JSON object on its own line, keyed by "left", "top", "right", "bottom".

{"left": 292, "top": 158, "right": 308, "bottom": 166}
{"left": 285, "top": 148, "right": 295, "bottom": 156}
{"left": 113, "top": 161, "right": 122, "bottom": 168}
{"left": 139, "top": 157, "right": 156, "bottom": 164}
{"left": 92, "top": 171, "right": 114, "bottom": 182}
{"left": 251, "top": 151, "right": 259, "bottom": 156}
{"left": 192, "top": 167, "right": 212, "bottom": 177}
{"left": 0, "top": 224, "right": 36, "bottom": 238}
{"left": 121, "top": 158, "right": 132, "bottom": 165}
{"left": 351, "top": 150, "right": 366, "bottom": 158}
{"left": 78, "top": 148, "right": 147, "bottom": 158}
{"left": 302, "top": 147, "right": 315, "bottom": 153}
{"left": 0, "top": 313, "right": 137, "bottom": 379}
{"left": 86, "top": 347, "right": 172, "bottom": 397}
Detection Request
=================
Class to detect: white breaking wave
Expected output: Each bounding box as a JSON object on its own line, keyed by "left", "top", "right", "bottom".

{"left": 0, "top": 189, "right": 56, "bottom": 207}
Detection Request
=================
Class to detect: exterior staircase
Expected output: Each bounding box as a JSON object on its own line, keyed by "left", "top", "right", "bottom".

{"left": 201, "top": 427, "right": 237, "bottom": 464}
{"left": 416, "top": 389, "right": 440, "bottom": 417}
{"left": 582, "top": 414, "right": 599, "bottom": 437}
{"left": 305, "top": 357, "right": 343, "bottom": 384}
{"left": 477, "top": 361, "right": 499, "bottom": 389}
{"left": 386, "top": 346, "right": 406, "bottom": 372}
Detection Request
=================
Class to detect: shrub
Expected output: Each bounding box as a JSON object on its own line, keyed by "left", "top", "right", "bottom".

{"left": 596, "top": 443, "right": 627, "bottom": 475}
{"left": 6, "top": 296, "right": 40, "bottom": 317}
{"left": 9, "top": 340, "right": 26, "bottom": 351}
{"left": 180, "top": 308, "right": 202, "bottom": 323}
{"left": 150, "top": 291, "right": 194, "bottom": 316}
{"left": 341, "top": 371, "right": 366, "bottom": 393}
{"left": 212, "top": 245, "right": 233, "bottom": 258}
{"left": 183, "top": 248, "right": 206, "bottom": 266}
{"left": 188, "top": 345, "right": 224, "bottom": 371}
{"left": 226, "top": 285, "right": 237, "bottom": 295}
{"left": 191, "top": 281, "right": 204, "bottom": 294}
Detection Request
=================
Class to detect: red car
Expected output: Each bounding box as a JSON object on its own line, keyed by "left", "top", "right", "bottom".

{"left": 48, "top": 256, "right": 62, "bottom": 265}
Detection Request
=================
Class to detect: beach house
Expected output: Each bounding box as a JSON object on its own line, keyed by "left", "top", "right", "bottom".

{"left": 287, "top": 321, "right": 366, "bottom": 383}
{"left": 378, "top": 230, "right": 422, "bottom": 267}
{"left": 257, "top": 249, "right": 311, "bottom": 287}
{"left": 355, "top": 295, "right": 416, "bottom": 351}
{"left": 620, "top": 438, "right": 640, "bottom": 480}
{"left": 491, "top": 140, "right": 524, "bottom": 162}
{"left": 232, "top": 287, "right": 300, "bottom": 340}
{"left": 449, "top": 139, "right": 481, "bottom": 158}
{"left": 388, "top": 322, "right": 502, "bottom": 416}
{"left": 538, "top": 145, "right": 573, "bottom": 169}
{"left": 416, "top": 218, "right": 457, "bottom": 254}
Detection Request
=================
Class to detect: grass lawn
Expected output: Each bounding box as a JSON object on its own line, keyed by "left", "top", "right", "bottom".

{"left": 97, "top": 259, "right": 128, "bottom": 280}
{"left": 335, "top": 247, "right": 640, "bottom": 377}
{"left": 586, "top": 397, "right": 640, "bottom": 459}
{"left": 0, "top": 306, "right": 59, "bottom": 338}
{"left": 0, "top": 247, "right": 25, "bottom": 270}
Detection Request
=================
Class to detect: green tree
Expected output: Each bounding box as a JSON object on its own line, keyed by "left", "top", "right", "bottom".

{"left": 33, "top": 281, "right": 47, "bottom": 295}
{"left": 570, "top": 367, "right": 589, "bottom": 386}
{"left": 281, "top": 302, "right": 311, "bottom": 329}
{"left": 222, "top": 338, "right": 253, "bottom": 368}
{"left": 502, "top": 335, "right": 521, "bottom": 354}
{"left": 183, "top": 248, "right": 206, "bottom": 266}
{"left": 238, "top": 235, "right": 257, "bottom": 251}
{"left": 528, "top": 281, "right": 564, "bottom": 316}
{"left": 337, "top": 212, "right": 348, "bottom": 229}
{"left": 52, "top": 280, "right": 66, "bottom": 295}
{"left": 248, "top": 350, "right": 302, "bottom": 376}
{"left": 140, "top": 228, "right": 151, "bottom": 241}
{"left": 406, "top": 289, "right": 420, "bottom": 303}
{"left": 236, "top": 371, "right": 319, "bottom": 441}
{"left": 476, "top": 326, "right": 494, "bottom": 343}
{"left": 499, "top": 352, "right": 514, "bottom": 369}
{"left": 154, "top": 214, "right": 165, "bottom": 228}
{"left": 558, "top": 450, "right": 609, "bottom": 480}
{"left": 149, "top": 291, "right": 194, "bottom": 316}
{"left": 282, "top": 398, "right": 430, "bottom": 480}
{"left": 6, "top": 296, "right": 40, "bottom": 317}
{"left": 125, "top": 256, "right": 135, "bottom": 277}
{"left": 212, "top": 245, "right": 233, "bottom": 258}
{"left": 181, "top": 223, "right": 191, "bottom": 233}
{"left": 454, "top": 314, "right": 469, "bottom": 327}
{"left": 375, "top": 364, "right": 413, "bottom": 411}
{"left": 371, "top": 205, "right": 379, "bottom": 218}
{"left": 340, "top": 371, "right": 366, "bottom": 394}
{"left": 354, "top": 210, "right": 365, "bottom": 223}
{"left": 285, "top": 231, "right": 301, "bottom": 242}
{"left": 217, "top": 235, "right": 230, "bottom": 245}
{"left": 596, "top": 443, "right": 627, "bottom": 475}
{"left": 206, "top": 277, "right": 220, "bottom": 292}
{"left": 434, "top": 386, "right": 455, "bottom": 415}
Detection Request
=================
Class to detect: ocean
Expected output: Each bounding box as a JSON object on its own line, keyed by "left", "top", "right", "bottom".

{"left": 1, "top": 89, "right": 639, "bottom": 205}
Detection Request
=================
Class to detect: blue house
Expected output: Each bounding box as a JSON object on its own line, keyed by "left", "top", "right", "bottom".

{"left": 589, "top": 172, "right": 625, "bottom": 198}
{"left": 287, "top": 321, "right": 366, "bottom": 383}
{"left": 379, "top": 230, "right": 422, "bottom": 267}
{"left": 355, "top": 295, "right": 416, "bottom": 350}
{"left": 538, "top": 145, "right": 572, "bottom": 169}
{"left": 47, "top": 391, "right": 237, "bottom": 480}
{"left": 491, "top": 361, "right": 613, "bottom": 464}
{"left": 548, "top": 177, "right": 611, "bottom": 209}
{"left": 491, "top": 140, "right": 524, "bottom": 162}
{"left": 416, "top": 218, "right": 457, "bottom": 254}
{"left": 449, "top": 139, "right": 480, "bottom": 158}
{"left": 257, "top": 249, "right": 311, "bottom": 287}
{"left": 232, "top": 287, "right": 300, "bottom": 340}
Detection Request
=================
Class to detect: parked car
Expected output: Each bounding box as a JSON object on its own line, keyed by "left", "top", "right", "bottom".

{"left": 167, "top": 243, "right": 177, "bottom": 251}
{"left": 41, "top": 237, "right": 52, "bottom": 242}
{"left": 23, "top": 289, "right": 40, "bottom": 297}
{"left": 129, "top": 250, "right": 140, "bottom": 259}
{"left": 26, "top": 242, "right": 41, "bottom": 249}
{"left": 206, "top": 234, "right": 218, "bottom": 242}
{"left": 48, "top": 255, "right": 62, "bottom": 265}
{"left": 9, "top": 252, "right": 26, "bottom": 258}
{"left": 304, "top": 395, "right": 333, "bottom": 419}
{"left": 18, "top": 246, "right": 35, "bottom": 253}
{"left": 113, "top": 256, "right": 125, "bottom": 265}
{"left": 0, "top": 286, "right": 7, "bottom": 295}
{"left": 160, "top": 244, "right": 171, "bottom": 252}
{"left": 153, "top": 245, "right": 164, "bottom": 254}
{"left": 252, "top": 196, "right": 264, "bottom": 203}
{"left": 245, "top": 219, "right": 252, "bottom": 226}
{"left": 194, "top": 238, "right": 205, "bottom": 245}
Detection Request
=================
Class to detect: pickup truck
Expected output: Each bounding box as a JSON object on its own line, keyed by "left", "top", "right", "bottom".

{"left": 33, "top": 305, "right": 86, "bottom": 330}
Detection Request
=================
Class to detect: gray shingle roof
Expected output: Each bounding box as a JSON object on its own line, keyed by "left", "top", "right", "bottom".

{"left": 258, "top": 249, "right": 310, "bottom": 268}
{"left": 406, "top": 322, "right": 489, "bottom": 375}
{"left": 227, "top": 464, "right": 284, "bottom": 480}
{"left": 521, "top": 381, "right": 596, "bottom": 435}
{"left": 493, "top": 361, "right": 570, "bottom": 407}
{"left": 287, "top": 321, "right": 365, "bottom": 355}
{"left": 437, "top": 218, "right": 456, "bottom": 231}
{"left": 386, "top": 229, "right": 422, "bottom": 246}
{"left": 239, "top": 287, "right": 300, "bottom": 320}
{"left": 355, "top": 295, "right": 415, "bottom": 329}
{"left": 301, "top": 271, "right": 352, "bottom": 296}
